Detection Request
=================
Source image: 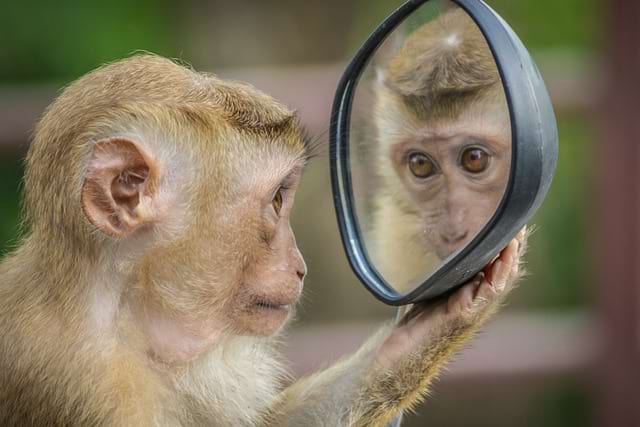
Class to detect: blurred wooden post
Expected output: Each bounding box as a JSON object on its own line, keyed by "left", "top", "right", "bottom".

{"left": 598, "top": 0, "right": 640, "bottom": 426}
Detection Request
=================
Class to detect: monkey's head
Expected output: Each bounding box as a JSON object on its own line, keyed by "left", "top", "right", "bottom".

{"left": 24, "top": 55, "right": 308, "bottom": 362}
{"left": 374, "top": 10, "right": 511, "bottom": 262}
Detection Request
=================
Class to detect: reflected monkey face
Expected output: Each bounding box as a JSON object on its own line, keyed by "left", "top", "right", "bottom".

{"left": 378, "top": 86, "right": 511, "bottom": 260}
{"left": 389, "top": 126, "right": 510, "bottom": 259}
{"left": 357, "top": 7, "right": 513, "bottom": 290}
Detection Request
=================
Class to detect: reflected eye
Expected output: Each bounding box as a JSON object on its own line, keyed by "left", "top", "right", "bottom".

{"left": 408, "top": 152, "right": 436, "bottom": 179}
{"left": 461, "top": 147, "right": 490, "bottom": 173}
{"left": 272, "top": 188, "right": 284, "bottom": 215}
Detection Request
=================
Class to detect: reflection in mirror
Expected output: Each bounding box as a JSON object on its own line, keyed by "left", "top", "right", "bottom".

{"left": 349, "top": 1, "right": 511, "bottom": 295}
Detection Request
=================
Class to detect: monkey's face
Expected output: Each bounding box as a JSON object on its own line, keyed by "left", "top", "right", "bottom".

{"left": 81, "top": 130, "right": 307, "bottom": 364}
{"left": 134, "top": 142, "right": 307, "bottom": 346}
{"left": 379, "top": 95, "right": 511, "bottom": 262}
{"left": 389, "top": 131, "right": 510, "bottom": 260}
{"left": 218, "top": 150, "right": 307, "bottom": 337}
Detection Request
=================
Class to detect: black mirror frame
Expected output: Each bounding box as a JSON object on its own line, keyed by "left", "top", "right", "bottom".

{"left": 329, "top": 0, "right": 559, "bottom": 305}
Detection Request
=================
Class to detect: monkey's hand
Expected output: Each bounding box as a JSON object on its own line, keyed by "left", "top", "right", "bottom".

{"left": 377, "top": 230, "right": 524, "bottom": 368}
{"left": 266, "top": 230, "right": 526, "bottom": 427}
{"left": 350, "top": 229, "right": 527, "bottom": 426}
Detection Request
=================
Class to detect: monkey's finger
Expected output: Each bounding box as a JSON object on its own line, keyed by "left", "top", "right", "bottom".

{"left": 471, "top": 272, "right": 486, "bottom": 298}
{"left": 485, "top": 232, "right": 523, "bottom": 275}
{"left": 446, "top": 275, "right": 482, "bottom": 315}
{"left": 473, "top": 278, "right": 497, "bottom": 309}
{"left": 489, "top": 253, "right": 500, "bottom": 265}
{"left": 487, "top": 239, "right": 518, "bottom": 292}
{"left": 502, "top": 238, "right": 519, "bottom": 263}
{"left": 515, "top": 226, "right": 528, "bottom": 254}
{"left": 516, "top": 226, "right": 527, "bottom": 242}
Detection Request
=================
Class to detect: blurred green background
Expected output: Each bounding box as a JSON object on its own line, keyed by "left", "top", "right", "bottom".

{"left": 0, "top": 1, "right": 599, "bottom": 426}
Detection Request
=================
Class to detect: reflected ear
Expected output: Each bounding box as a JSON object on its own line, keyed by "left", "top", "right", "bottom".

{"left": 81, "top": 138, "right": 159, "bottom": 237}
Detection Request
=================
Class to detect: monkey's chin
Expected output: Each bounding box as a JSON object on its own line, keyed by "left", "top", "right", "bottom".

{"left": 241, "top": 303, "right": 293, "bottom": 336}
{"left": 434, "top": 244, "right": 465, "bottom": 261}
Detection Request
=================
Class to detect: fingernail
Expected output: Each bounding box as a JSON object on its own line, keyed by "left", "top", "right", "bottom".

{"left": 472, "top": 274, "right": 483, "bottom": 286}
{"left": 517, "top": 227, "right": 527, "bottom": 240}
{"left": 493, "top": 260, "right": 506, "bottom": 292}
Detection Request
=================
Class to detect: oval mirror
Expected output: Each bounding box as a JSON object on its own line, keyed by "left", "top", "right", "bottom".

{"left": 330, "top": 0, "right": 558, "bottom": 305}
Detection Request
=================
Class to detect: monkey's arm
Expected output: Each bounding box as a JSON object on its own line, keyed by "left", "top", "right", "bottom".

{"left": 266, "top": 233, "right": 525, "bottom": 427}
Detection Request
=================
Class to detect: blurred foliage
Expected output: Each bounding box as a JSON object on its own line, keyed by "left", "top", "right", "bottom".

{"left": 531, "top": 382, "right": 593, "bottom": 427}
{"left": 489, "top": 0, "right": 601, "bottom": 51}
{"left": 349, "top": 0, "right": 599, "bottom": 53}
{"left": 404, "top": 378, "right": 592, "bottom": 427}
{"left": 0, "top": 152, "right": 22, "bottom": 257}
{"left": 512, "top": 116, "right": 595, "bottom": 309}
{"left": 0, "top": 0, "right": 180, "bottom": 83}
{"left": 0, "top": 0, "right": 598, "bottom": 83}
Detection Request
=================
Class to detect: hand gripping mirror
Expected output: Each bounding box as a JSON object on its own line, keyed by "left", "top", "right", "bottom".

{"left": 330, "top": 0, "right": 558, "bottom": 305}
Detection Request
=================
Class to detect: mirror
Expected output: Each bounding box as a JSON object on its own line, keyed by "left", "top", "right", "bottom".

{"left": 330, "top": 0, "right": 558, "bottom": 305}
{"left": 349, "top": 2, "right": 510, "bottom": 296}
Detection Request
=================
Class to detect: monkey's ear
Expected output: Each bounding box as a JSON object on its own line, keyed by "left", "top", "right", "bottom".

{"left": 81, "top": 138, "right": 159, "bottom": 238}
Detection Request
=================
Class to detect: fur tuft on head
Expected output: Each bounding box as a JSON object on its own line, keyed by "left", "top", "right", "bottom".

{"left": 384, "top": 9, "right": 501, "bottom": 118}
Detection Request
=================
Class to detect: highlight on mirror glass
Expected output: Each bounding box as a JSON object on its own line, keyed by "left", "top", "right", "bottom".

{"left": 349, "top": 0, "right": 512, "bottom": 295}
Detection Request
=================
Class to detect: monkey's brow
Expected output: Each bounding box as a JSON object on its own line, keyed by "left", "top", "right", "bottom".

{"left": 264, "top": 164, "right": 304, "bottom": 198}
{"left": 300, "top": 126, "right": 327, "bottom": 161}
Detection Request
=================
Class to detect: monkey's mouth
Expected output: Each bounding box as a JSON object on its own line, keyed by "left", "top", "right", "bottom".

{"left": 252, "top": 298, "right": 292, "bottom": 312}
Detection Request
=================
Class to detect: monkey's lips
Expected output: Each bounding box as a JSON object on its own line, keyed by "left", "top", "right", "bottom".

{"left": 250, "top": 297, "right": 296, "bottom": 314}
{"left": 253, "top": 300, "right": 291, "bottom": 311}
{"left": 243, "top": 296, "right": 297, "bottom": 335}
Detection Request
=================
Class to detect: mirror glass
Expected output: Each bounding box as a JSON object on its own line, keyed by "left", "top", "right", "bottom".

{"left": 348, "top": 0, "right": 512, "bottom": 296}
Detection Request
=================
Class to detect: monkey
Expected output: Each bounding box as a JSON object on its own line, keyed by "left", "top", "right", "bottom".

{"left": 0, "top": 52, "right": 523, "bottom": 427}
{"left": 366, "top": 7, "right": 513, "bottom": 293}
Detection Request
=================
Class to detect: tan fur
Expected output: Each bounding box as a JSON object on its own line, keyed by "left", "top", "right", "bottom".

{"left": 385, "top": 9, "right": 501, "bottom": 119}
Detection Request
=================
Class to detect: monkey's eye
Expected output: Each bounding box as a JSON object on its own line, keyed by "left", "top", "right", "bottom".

{"left": 461, "top": 147, "right": 490, "bottom": 174}
{"left": 272, "top": 188, "right": 284, "bottom": 216}
{"left": 408, "top": 152, "right": 436, "bottom": 179}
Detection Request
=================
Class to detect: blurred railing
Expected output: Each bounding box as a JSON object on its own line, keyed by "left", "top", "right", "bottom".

{"left": 0, "top": 55, "right": 597, "bottom": 146}
{"left": 286, "top": 311, "right": 594, "bottom": 379}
